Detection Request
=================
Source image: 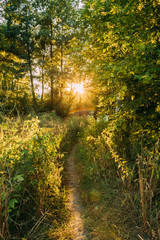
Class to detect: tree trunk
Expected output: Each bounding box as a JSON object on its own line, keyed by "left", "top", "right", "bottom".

{"left": 25, "top": 8, "right": 36, "bottom": 107}
{"left": 27, "top": 43, "right": 36, "bottom": 107}
{"left": 2, "top": 73, "right": 7, "bottom": 91}
{"left": 60, "top": 44, "right": 63, "bottom": 99}
{"left": 41, "top": 55, "right": 44, "bottom": 102}
{"left": 50, "top": 21, "right": 54, "bottom": 109}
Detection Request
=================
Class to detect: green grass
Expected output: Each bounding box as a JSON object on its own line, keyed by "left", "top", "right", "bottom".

{"left": 75, "top": 143, "right": 142, "bottom": 240}
{"left": 0, "top": 113, "right": 86, "bottom": 239}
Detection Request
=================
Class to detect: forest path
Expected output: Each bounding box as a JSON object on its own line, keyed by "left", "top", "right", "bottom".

{"left": 66, "top": 146, "right": 87, "bottom": 240}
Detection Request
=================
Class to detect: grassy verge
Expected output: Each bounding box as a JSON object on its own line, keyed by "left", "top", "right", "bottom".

{"left": 75, "top": 115, "right": 160, "bottom": 239}
{"left": 0, "top": 113, "right": 85, "bottom": 239}
{"left": 75, "top": 135, "right": 143, "bottom": 240}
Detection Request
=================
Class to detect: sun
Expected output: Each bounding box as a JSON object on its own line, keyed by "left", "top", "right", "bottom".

{"left": 73, "top": 83, "right": 84, "bottom": 95}
{"left": 66, "top": 82, "right": 84, "bottom": 95}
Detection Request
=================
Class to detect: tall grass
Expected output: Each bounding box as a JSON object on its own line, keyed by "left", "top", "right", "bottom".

{"left": 0, "top": 113, "right": 85, "bottom": 239}
{"left": 77, "top": 117, "right": 160, "bottom": 239}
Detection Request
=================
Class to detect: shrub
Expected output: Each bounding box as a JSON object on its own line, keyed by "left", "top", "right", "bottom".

{"left": 0, "top": 114, "right": 82, "bottom": 239}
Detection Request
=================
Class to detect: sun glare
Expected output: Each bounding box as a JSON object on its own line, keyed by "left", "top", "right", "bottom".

{"left": 73, "top": 83, "right": 84, "bottom": 95}
{"left": 66, "top": 83, "right": 84, "bottom": 95}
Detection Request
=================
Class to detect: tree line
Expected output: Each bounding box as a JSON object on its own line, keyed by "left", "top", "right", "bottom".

{"left": 0, "top": 0, "right": 81, "bottom": 116}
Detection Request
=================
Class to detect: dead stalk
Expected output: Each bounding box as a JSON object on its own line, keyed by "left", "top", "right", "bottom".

{"left": 137, "top": 155, "right": 147, "bottom": 230}
{"left": 138, "top": 234, "right": 144, "bottom": 240}
{"left": 4, "top": 182, "right": 9, "bottom": 238}
{"left": 27, "top": 213, "right": 47, "bottom": 239}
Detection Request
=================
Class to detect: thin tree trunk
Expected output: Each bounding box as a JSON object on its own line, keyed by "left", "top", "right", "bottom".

{"left": 25, "top": 8, "right": 36, "bottom": 107}
{"left": 2, "top": 73, "right": 7, "bottom": 91}
{"left": 60, "top": 44, "right": 63, "bottom": 99}
{"left": 41, "top": 55, "right": 44, "bottom": 102}
{"left": 60, "top": 24, "right": 64, "bottom": 98}
{"left": 50, "top": 21, "right": 54, "bottom": 109}
{"left": 27, "top": 42, "right": 36, "bottom": 106}
{"left": 11, "top": 79, "right": 14, "bottom": 91}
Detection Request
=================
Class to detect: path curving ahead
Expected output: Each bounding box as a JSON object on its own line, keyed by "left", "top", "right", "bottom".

{"left": 67, "top": 146, "right": 87, "bottom": 240}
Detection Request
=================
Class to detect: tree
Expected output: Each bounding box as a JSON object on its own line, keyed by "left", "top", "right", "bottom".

{"left": 77, "top": 0, "right": 160, "bottom": 232}
{"left": 36, "top": 0, "right": 78, "bottom": 111}
{"left": 0, "top": 0, "right": 38, "bottom": 108}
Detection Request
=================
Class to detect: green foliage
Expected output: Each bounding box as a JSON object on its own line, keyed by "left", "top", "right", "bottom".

{"left": 53, "top": 96, "right": 73, "bottom": 118}
{"left": 0, "top": 114, "right": 82, "bottom": 239}
{"left": 73, "top": 1, "right": 160, "bottom": 236}
{"left": 76, "top": 123, "right": 139, "bottom": 239}
{"left": 0, "top": 0, "right": 79, "bottom": 112}
{"left": 0, "top": 90, "right": 33, "bottom": 115}
{"left": 79, "top": 117, "right": 115, "bottom": 181}
{"left": 78, "top": 114, "right": 160, "bottom": 238}
{"left": 60, "top": 116, "right": 88, "bottom": 153}
{"left": 1, "top": 0, "right": 160, "bottom": 237}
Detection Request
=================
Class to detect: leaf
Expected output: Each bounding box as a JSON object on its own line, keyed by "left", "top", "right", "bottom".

{"left": 9, "top": 199, "right": 18, "bottom": 209}
{"left": 14, "top": 175, "right": 24, "bottom": 182}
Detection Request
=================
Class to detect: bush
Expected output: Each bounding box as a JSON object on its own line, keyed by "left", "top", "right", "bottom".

{"left": 0, "top": 90, "right": 33, "bottom": 115}
{"left": 78, "top": 115, "right": 160, "bottom": 238}
{"left": 0, "top": 114, "right": 83, "bottom": 239}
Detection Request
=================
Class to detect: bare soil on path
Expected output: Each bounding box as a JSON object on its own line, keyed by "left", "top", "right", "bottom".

{"left": 66, "top": 146, "right": 87, "bottom": 240}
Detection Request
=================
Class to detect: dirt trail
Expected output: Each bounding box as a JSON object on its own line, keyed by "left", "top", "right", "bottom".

{"left": 67, "top": 146, "right": 87, "bottom": 240}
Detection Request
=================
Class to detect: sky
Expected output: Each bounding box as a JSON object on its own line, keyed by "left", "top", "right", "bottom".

{"left": 79, "top": 1, "right": 84, "bottom": 9}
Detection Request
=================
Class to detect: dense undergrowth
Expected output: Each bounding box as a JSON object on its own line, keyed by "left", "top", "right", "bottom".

{"left": 1, "top": 111, "right": 160, "bottom": 239}
{"left": 76, "top": 117, "right": 160, "bottom": 240}
{"left": 0, "top": 112, "right": 85, "bottom": 240}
